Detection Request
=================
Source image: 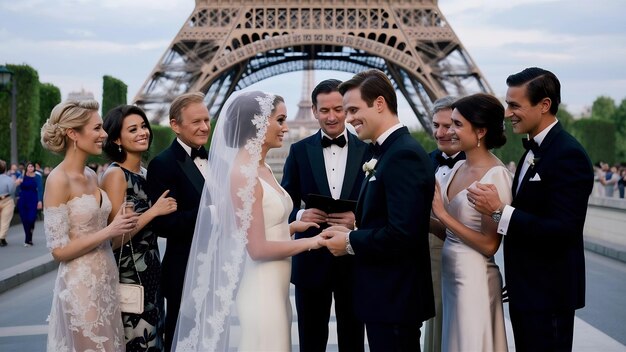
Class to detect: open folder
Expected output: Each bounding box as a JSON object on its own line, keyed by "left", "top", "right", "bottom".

{"left": 305, "top": 193, "right": 357, "bottom": 214}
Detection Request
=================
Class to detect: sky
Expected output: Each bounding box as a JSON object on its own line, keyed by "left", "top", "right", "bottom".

{"left": 1, "top": 0, "right": 625, "bottom": 129}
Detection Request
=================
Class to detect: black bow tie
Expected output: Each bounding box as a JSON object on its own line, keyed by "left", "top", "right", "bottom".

{"left": 190, "top": 146, "right": 208, "bottom": 160}
{"left": 436, "top": 153, "right": 462, "bottom": 169}
{"left": 321, "top": 135, "right": 346, "bottom": 148}
{"left": 369, "top": 142, "right": 382, "bottom": 157}
{"left": 522, "top": 138, "right": 540, "bottom": 154}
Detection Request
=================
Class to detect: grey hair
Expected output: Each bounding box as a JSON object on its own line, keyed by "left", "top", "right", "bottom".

{"left": 432, "top": 96, "right": 457, "bottom": 115}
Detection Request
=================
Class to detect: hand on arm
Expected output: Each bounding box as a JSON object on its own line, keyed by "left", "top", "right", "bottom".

{"left": 429, "top": 183, "right": 447, "bottom": 240}
{"left": 467, "top": 183, "right": 503, "bottom": 216}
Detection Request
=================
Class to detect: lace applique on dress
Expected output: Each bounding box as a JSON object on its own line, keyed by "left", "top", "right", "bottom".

{"left": 46, "top": 193, "right": 125, "bottom": 352}
{"left": 44, "top": 205, "right": 70, "bottom": 250}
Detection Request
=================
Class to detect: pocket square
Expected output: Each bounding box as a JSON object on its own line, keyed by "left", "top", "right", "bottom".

{"left": 368, "top": 176, "right": 377, "bottom": 182}
{"left": 529, "top": 173, "right": 541, "bottom": 181}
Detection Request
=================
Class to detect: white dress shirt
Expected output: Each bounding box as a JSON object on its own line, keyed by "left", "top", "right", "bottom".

{"left": 296, "top": 129, "right": 350, "bottom": 220}
{"left": 497, "top": 120, "right": 558, "bottom": 235}
{"left": 177, "top": 138, "right": 207, "bottom": 179}
{"left": 435, "top": 152, "right": 463, "bottom": 187}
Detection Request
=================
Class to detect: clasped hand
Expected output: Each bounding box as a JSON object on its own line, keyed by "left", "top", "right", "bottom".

{"left": 318, "top": 225, "right": 351, "bottom": 256}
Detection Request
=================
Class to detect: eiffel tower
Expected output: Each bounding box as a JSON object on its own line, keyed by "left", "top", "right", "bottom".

{"left": 134, "top": 0, "right": 492, "bottom": 134}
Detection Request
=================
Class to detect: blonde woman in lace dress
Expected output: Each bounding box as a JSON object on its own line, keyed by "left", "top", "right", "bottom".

{"left": 41, "top": 100, "right": 139, "bottom": 352}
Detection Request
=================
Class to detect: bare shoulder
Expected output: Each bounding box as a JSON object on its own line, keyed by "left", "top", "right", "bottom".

{"left": 44, "top": 168, "right": 70, "bottom": 208}
{"left": 100, "top": 165, "right": 125, "bottom": 187}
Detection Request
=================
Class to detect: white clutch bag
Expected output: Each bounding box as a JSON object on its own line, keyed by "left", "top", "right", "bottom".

{"left": 118, "top": 283, "right": 144, "bottom": 314}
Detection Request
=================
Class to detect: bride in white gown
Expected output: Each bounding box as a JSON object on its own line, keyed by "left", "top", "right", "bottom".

{"left": 430, "top": 93, "right": 511, "bottom": 352}
{"left": 173, "top": 91, "right": 321, "bottom": 351}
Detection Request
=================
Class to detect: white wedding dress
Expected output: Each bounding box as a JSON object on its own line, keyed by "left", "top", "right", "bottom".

{"left": 45, "top": 191, "right": 125, "bottom": 352}
{"left": 441, "top": 162, "right": 511, "bottom": 352}
{"left": 235, "top": 177, "right": 294, "bottom": 351}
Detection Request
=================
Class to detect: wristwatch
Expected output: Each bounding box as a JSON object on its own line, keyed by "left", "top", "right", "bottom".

{"left": 491, "top": 209, "right": 503, "bottom": 223}
{"left": 345, "top": 233, "right": 355, "bottom": 255}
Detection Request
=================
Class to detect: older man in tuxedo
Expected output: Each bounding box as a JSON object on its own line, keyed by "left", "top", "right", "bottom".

{"left": 282, "top": 79, "right": 368, "bottom": 351}
{"left": 469, "top": 67, "right": 594, "bottom": 351}
{"left": 320, "top": 69, "right": 435, "bottom": 351}
{"left": 146, "top": 92, "right": 211, "bottom": 352}
{"left": 424, "top": 96, "right": 464, "bottom": 352}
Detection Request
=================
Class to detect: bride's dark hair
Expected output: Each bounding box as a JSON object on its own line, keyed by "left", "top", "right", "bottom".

{"left": 451, "top": 93, "right": 507, "bottom": 149}
{"left": 223, "top": 91, "right": 284, "bottom": 148}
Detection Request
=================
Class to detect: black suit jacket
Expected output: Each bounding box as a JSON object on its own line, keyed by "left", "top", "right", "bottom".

{"left": 146, "top": 139, "right": 205, "bottom": 300}
{"left": 281, "top": 130, "right": 371, "bottom": 288}
{"left": 504, "top": 122, "right": 593, "bottom": 312}
{"left": 350, "top": 127, "right": 435, "bottom": 324}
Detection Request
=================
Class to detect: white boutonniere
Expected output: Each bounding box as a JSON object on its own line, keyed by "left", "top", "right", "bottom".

{"left": 527, "top": 157, "right": 540, "bottom": 168}
{"left": 362, "top": 158, "right": 378, "bottom": 177}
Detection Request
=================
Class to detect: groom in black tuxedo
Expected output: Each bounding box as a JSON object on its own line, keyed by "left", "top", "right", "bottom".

{"left": 469, "top": 67, "right": 594, "bottom": 351}
{"left": 282, "top": 79, "right": 368, "bottom": 351}
{"left": 146, "top": 92, "right": 211, "bottom": 352}
{"left": 320, "top": 69, "right": 435, "bottom": 351}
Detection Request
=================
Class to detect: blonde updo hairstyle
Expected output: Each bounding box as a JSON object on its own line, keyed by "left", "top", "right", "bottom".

{"left": 41, "top": 100, "right": 100, "bottom": 153}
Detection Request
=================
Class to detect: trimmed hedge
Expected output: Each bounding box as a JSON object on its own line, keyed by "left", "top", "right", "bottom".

{"left": 0, "top": 64, "right": 40, "bottom": 163}
{"left": 35, "top": 83, "right": 62, "bottom": 167}
{"left": 572, "top": 118, "right": 615, "bottom": 164}
{"left": 102, "top": 75, "right": 127, "bottom": 118}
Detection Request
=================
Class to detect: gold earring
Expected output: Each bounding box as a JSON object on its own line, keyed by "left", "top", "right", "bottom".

{"left": 118, "top": 145, "right": 122, "bottom": 153}
{"left": 477, "top": 138, "right": 481, "bottom": 148}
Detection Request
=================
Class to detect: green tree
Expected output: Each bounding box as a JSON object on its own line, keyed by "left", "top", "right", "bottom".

{"left": 0, "top": 64, "right": 40, "bottom": 162}
{"left": 590, "top": 96, "right": 616, "bottom": 121}
{"left": 410, "top": 130, "right": 437, "bottom": 153}
{"left": 102, "top": 75, "right": 127, "bottom": 117}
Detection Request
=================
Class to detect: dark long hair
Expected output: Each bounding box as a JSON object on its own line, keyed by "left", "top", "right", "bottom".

{"left": 103, "top": 105, "right": 153, "bottom": 162}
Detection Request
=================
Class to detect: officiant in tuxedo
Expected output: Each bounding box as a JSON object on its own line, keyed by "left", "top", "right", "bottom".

{"left": 469, "top": 67, "right": 594, "bottom": 351}
{"left": 281, "top": 79, "right": 368, "bottom": 351}
{"left": 146, "top": 92, "right": 211, "bottom": 352}
{"left": 320, "top": 69, "right": 435, "bottom": 351}
{"left": 424, "top": 96, "right": 464, "bottom": 352}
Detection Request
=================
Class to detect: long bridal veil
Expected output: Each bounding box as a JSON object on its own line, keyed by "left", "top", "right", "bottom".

{"left": 172, "top": 91, "right": 277, "bottom": 351}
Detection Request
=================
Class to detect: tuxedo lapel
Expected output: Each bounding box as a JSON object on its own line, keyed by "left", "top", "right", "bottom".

{"left": 306, "top": 133, "right": 331, "bottom": 196}
{"left": 171, "top": 141, "right": 205, "bottom": 196}
{"left": 340, "top": 133, "right": 365, "bottom": 199}
{"left": 514, "top": 123, "right": 563, "bottom": 197}
{"left": 512, "top": 150, "right": 529, "bottom": 197}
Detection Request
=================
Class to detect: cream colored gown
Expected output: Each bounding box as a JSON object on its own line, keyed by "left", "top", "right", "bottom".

{"left": 235, "top": 178, "right": 293, "bottom": 351}
{"left": 441, "top": 162, "right": 511, "bottom": 352}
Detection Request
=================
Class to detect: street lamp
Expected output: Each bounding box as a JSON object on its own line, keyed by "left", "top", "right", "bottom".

{"left": 0, "top": 65, "right": 17, "bottom": 165}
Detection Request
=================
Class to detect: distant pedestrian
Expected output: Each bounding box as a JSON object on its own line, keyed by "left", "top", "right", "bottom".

{"left": 0, "top": 159, "right": 18, "bottom": 247}
{"left": 15, "top": 162, "right": 43, "bottom": 247}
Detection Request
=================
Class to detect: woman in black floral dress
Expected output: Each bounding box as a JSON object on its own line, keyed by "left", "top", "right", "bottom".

{"left": 101, "top": 105, "right": 177, "bottom": 351}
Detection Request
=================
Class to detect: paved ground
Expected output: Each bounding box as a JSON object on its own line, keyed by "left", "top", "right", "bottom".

{"left": 0, "top": 219, "right": 625, "bottom": 351}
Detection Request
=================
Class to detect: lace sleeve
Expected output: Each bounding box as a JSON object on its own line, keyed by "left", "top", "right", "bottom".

{"left": 44, "top": 205, "right": 70, "bottom": 250}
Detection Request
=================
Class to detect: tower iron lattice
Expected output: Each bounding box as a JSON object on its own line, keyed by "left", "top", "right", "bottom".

{"left": 134, "top": 0, "right": 492, "bottom": 133}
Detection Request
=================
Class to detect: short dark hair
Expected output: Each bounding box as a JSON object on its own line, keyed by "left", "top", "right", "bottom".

{"left": 103, "top": 105, "right": 153, "bottom": 162}
{"left": 451, "top": 93, "right": 506, "bottom": 149}
{"left": 506, "top": 67, "right": 561, "bottom": 115}
{"left": 338, "top": 69, "right": 398, "bottom": 115}
{"left": 311, "top": 79, "right": 342, "bottom": 107}
{"left": 0, "top": 160, "right": 6, "bottom": 174}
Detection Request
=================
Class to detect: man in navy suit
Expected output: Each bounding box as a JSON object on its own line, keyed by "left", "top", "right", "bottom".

{"left": 282, "top": 79, "right": 367, "bottom": 351}
{"left": 424, "top": 96, "right": 464, "bottom": 352}
{"left": 146, "top": 92, "right": 211, "bottom": 352}
{"left": 321, "top": 69, "right": 435, "bottom": 351}
{"left": 469, "top": 67, "right": 594, "bottom": 351}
